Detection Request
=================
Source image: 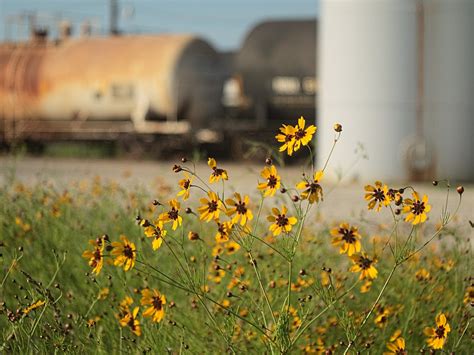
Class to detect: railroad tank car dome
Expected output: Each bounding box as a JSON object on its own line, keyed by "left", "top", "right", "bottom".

{"left": 235, "top": 19, "right": 317, "bottom": 122}
{"left": 0, "top": 35, "right": 224, "bottom": 129}
{"left": 236, "top": 19, "right": 317, "bottom": 97}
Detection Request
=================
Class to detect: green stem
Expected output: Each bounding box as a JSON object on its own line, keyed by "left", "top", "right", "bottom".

{"left": 248, "top": 251, "right": 277, "bottom": 327}
{"left": 288, "top": 279, "right": 359, "bottom": 349}
{"left": 343, "top": 264, "right": 398, "bottom": 354}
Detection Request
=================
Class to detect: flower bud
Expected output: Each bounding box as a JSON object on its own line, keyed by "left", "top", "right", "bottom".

{"left": 432, "top": 180, "right": 438, "bottom": 186}
{"left": 333, "top": 123, "right": 342, "bottom": 132}
{"left": 181, "top": 157, "right": 187, "bottom": 163}
{"left": 456, "top": 186, "right": 464, "bottom": 195}
{"left": 265, "top": 157, "right": 272, "bottom": 165}
{"left": 188, "top": 231, "right": 200, "bottom": 241}
{"left": 172, "top": 165, "right": 182, "bottom": 173}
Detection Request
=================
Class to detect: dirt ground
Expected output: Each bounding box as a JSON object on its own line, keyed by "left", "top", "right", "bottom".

{"left": 1, "top": 156, "right": 472, "bottom": 227}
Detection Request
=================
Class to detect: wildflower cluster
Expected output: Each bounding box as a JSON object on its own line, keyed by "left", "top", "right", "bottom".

{"left": 3, "top": 116, "right": 467, "bottom": 353}
{"left": 76, "top": 117, "right": 469, "bottom": 352}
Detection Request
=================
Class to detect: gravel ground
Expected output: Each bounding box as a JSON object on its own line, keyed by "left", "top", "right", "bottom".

{"left": 1, "top": 156, "right": 472, "bottom": 227}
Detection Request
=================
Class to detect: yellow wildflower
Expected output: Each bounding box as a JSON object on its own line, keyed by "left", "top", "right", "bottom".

{"left": 364, "top": 181, "right": 390, "bottom": 211}
{"left": 159, "top": 199, "right": 182, "bottom": 230}
{"left": 208, "top": 158, "right": 228, "bottom": 183}
{"left": 296, "top": 170, "right": 323, "bottom": 203}
{"left": 177, "top": 173, "right": 193, "bottom": 200}
{"left": 226, "top": 193, "right": 253, "bottom": 226}
{"left": 275, "top": 124, "right": 296, "bottom": 155}
{"left": 198, "top": 191, "right": 223, "bottom": 222}
{"left": 258, "top": 165, "right": 281, "bottom": 197}
{"left": 330, "top": 223, "right": 362, "bottom": 256}
{"left": 119, "top": 306, "right": 141, "bottom": 336}
{"left": 350, "top": 254, "right": 378, "bottom": 280}
{"left": 22, "top": 300, "right": 46, "bottom": 315}
{"left": 292, "top": 116, "right": 316, "bottom": 152}
{"left": 141, "top": 289, "right": 166, "bottom": 323}
{"left": 424, "top": 313, "right": 450, "bottom": 349}
{"left": 111, "top": 235, "right": 137, "bottom": 271}
{"left": 402, "top": 191, "right": 431, "bottom": 225}
{"left": 267, "top": 205, "right": 297, "bottom": 236}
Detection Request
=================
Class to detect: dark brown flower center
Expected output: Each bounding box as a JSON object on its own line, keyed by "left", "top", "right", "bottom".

{"left": 340, "top": 228, "right": 356, "bottom": 244}
{"left": 236, "top": 201, "right": 247, "bottom": 215}
{"left": 212, "top": 168, "right": 225, "bottom": 177}
{"left": 183, "top": 180, "right": 191, "bottom": 189}
{"left": 373, "top": 188, "right": 385, "bottom": 202}
{"left": 412, "top": 200, "right": 425, "bottom": 215}
{"left": 126, "top": 312, "right": 137, "bottom": 329}
{"left": 267, "top": 175, "right": 278, "bottom": 188}
{"left": 359, "top": 257, "right": 373, "bottom": 270}
{"left": 93, "top": 248, "right": 102, "bottom": 260}
{"left": 208, "top": 200, "right": 218, "bottom": 212}
{"left": 294, "top": 128, "right": 306, "bottom": 140}
{"left": 435, "top": 325, "right": 446, "bottom": 338}
{"left": 276, "top": 214, "right": 289, "bottom": 227}
{"left": 309, "top": 182, "right": 320, "bottom": 193}
{"left": 168, "top": 208, "right": 178, "bottom": 220}
{"left": 284, "top": 134, "right": 294, "bottom": 143}
{"left": 123, "top": 245, "right": 134, "bottom": 259}
{"left": 218, "top": 223, "right": 225, "bottom": 234}
{"left": 152, "top": 296, "right": 162, "bottom": 310}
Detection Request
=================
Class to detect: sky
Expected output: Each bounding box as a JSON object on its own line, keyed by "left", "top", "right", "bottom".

{"left": 0, "top": 0, "right": 319, "bottom": 50}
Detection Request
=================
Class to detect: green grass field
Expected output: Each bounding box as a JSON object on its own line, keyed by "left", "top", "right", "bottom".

{"left": 1, "top": 122, "right": 472, "bottom": 353}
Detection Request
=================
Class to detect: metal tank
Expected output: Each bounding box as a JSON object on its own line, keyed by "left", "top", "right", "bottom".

{"left": 236, "top": 19, "right": 317, "bottom": 124}
{"left": 422, "top": 0, "right": 474, "bottom": 181}
{"left": 0, "top": 34, "right": 223, "bottom": 141}
{"left": 318, "top": 1, "right": 418, "bottom": 182}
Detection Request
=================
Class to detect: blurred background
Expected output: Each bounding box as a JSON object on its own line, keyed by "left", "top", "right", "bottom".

{"left": 0, "top": 0, "right": 473, "bottom": 182}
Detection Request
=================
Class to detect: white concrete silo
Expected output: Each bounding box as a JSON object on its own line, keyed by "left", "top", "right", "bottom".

{"left": 422, "top": 0, "right": 474, "bottom": 181}
{"left": 318, "top": 0, "right": 474, "bottom": 182}
{"left": 318, "top": 0, "right": 419, "bottom": 182}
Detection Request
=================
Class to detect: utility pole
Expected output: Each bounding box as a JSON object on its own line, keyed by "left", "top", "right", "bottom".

{"left": 109, "top": 0, "right": 119, "bottom": 35}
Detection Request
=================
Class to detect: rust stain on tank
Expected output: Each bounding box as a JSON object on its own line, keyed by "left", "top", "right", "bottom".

{"left": 0, "top": 44, "right": 45, "bottom": 97}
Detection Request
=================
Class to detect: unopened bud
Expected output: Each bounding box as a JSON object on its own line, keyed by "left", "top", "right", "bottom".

{"left": 172, "top": 165, "right": 182, "bottom": 173}
{"left": 185, "top": 207, "right": 193, "bottom": 214}
{"left": 188, "top": 231, "right": 200, "bottom": 241}
{"left": 333, "top": 123, "right": 342, "bottom": 132}
{"left": 292, "top": 195, "right": 299, "bottom": 202}
{"left": 152, "top": 199, "right": 161, "bottom": 206}
{"left": 181, "top": 157, "right": 187, "bottom": 163}
{"left": 456, "top": 186, "right": 464, "bottom": 195}
{"left": 432, "top": 180, "right": 438, "bottom": 186}
{"left": 265, "top": 157, "right": 272, "bottom": 165}
{"left": 280, "top": 187, "right": 287, "bottom": 194}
